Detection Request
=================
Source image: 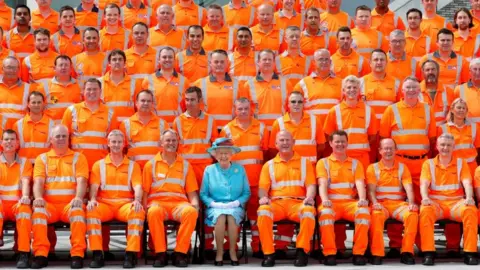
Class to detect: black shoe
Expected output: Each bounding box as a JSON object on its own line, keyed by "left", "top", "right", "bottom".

{"left": 71, "top": 256, "right": 84, "bottom": 269}
{"left": 274, "top": 249, "right": 287, "bottom": 260}
{"left": 261, "top": 254, "right": 275, "bottom": 267}
{"left": 173, "top": 252, "right": 188, "bottom": 268}
{"left": 310, "top": 249, "right": 324, "bottom": 260}
{"left": 231, "top": 260, "right": 239, "bottom": 266}
{"left": 386, "top": 248, "right": 401, "bottom": 258}
{"left": 16, "top": 252, "right": 30, "bottom": 269}
{"left": 400, "top": 252, "right": 415, "bottom": 265}
{"left": 31, "top": 256, "right": 48, "bottom": 269}
{"left": 205, "top": 250, "right": 216, "bottom": 261}
{"left": 223, "top": 251, "right": 231, "bottom": 261}
{"left": 336, "top": 251, "right": 350, "bottom": 260}
{"left": 48, "top": 252, "right": 58, "bottom": 261}
{"left": 352, "top": 255, "right": 367, "bottom": 266}
{"left": 422, "top": 252, "right": 435, "bottom": 266}
{"left": 446, "top": 250, "right": 462, "bottom": 259}
{"left": 89, "top": 251, "right": 104, "bottom": 268}
{"left": 324, "top": 255, "right": 336, "bottom": 266}
{"left": 464, "top": 253, "right": 479, "bottom": 265}
{"left": 153, "top": 252, "right": 167, "bottom": 268}
{"left": 369, "top": 256, "right": 382, "bottom": 265}
{"left": 252, "top": 251, "right": 264, "bottom": 259}
{"left": 104, "top": 251, "right": 115, "bottom": 261}
{"left": 123, "top": 252, "right": 136, "bottom": 269}
{"left": 293, "top": 249, "right": 308, "bottom": 267}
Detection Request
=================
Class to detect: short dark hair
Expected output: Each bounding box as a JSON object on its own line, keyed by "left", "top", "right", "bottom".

{"left": 236, "top": 27, "right": 252, "bottom": 38}
{"left": 136, "top": 89, "right": 155, "bottom": 101}
{"left": 355, "top": 5, "right": 371, "bottom": 15}
{"left": 108, "top": 49, "right": 126, "bottom": 62}
{"left": 14, "top": 4, "right": 30, "bottom": 17}
{"left": 453, "top": 8, "right": 474, "bottom": 29}
{"left": 105, "top": 3, "right": 121, "bottom": 14}
{"left": 83, "top": 27, "right": 99, "bottom": 37}
{"left": 336, "top": 26, "right": 351, "bottom": 38}
{"left": 59, "top": 5, "right": 75, "bottom": 18}
{"left": 304, "top": 7, "right": 320, "bottom": 18}
{"left": 85, "top": 78, "right": 102, "bottom": 89}
{"left": 33, "top": 28, "right": 50, "bottom": 39}
{"left": 132, "top": 21, "right": 149, "bottom": 31}
{"left": 437, "top": 28, "right": 454, "bottom": 41}
{"left": 28, "top": 91, "right": 45, "bottom": 102}
{"left": 158, "top": 46, "right": 176, "bottom": 57}
{"left": 187, "top": 25, "right": 204, "bottom": 38}
{"left": 2, "top": 129, "right": 18, "bottom": 140}
{"left": 406, "top": 8, "right": 422, "bottom": 19}
{"left": 370, "top": 49, "right": 386, "bottom": 59}
{"left": 210, "top": 49, "right": 228, "bottom": 58}
{"left": 54, "top": 55, "right": 72, "bottom": 66}
{"left": 185, "top": 86, "right": 203, "bottom": 100}
{"left": 421, "top": 59, "right": 440, "bottom": 71}
{"left": 257, "top": 49, "right": 275, "bottom": 61}
{"left": 0, "top": 26, "right": 3, "bottom": 36}
{"left": 329, "top": 130, "right": 348, "bottom": 142}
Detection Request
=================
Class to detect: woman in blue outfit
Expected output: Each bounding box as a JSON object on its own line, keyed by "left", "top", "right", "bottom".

{"left": 200, "top": 137, "right": 251, "bottom": 266}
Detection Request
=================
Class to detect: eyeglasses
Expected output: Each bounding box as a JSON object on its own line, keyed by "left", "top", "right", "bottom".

{"left": 290, "top": 100, "right": 304, "bottom": 104}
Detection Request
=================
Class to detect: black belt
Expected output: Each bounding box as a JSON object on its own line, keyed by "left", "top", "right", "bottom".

{"left": 396, "top": 153, "right": 428, "bottom": 160}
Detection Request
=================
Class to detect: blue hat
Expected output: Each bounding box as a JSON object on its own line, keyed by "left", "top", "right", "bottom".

{"left": 207, "top": 137, "right": 241, "bottom": 155}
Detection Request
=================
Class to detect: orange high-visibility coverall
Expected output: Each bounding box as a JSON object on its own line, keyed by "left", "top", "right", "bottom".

{"left": 316, "top": 156, "right": 370, "bottom": 256}
{"left": 143, "top": 153, "right": 199, "bottom": 254}
{"left": 257, "top": 154, "right": 317, "bottom": 255}
{"left": 13, "top": 114, "right": 55, "bottom": 164}
{"left": 419, "top": 157, "right": 478, "bottom": 253}
{"left": 367, "top": 160, "right": 418, "bottom": 257}
{"left": 0, "top": 156, "right": 33, "bottom": 252}
{"left": 86, "top": 155, "right": 145, "bottom": 252}
{"left": 32, "top": 149, "right": 89, "bottom": 258}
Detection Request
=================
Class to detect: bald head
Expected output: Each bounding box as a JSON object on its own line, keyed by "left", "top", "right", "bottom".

{"left": 314, "top": 49, "right": 331, "bottom": 71}
{"left": 275, "top": 130, "right": 294, "bottom": 153}
{"left": 379, "top": 138, "right": 397, "bottom": 161}
{"left": 257, "top": 4, "right": 274, "bottom": 26}
{"left": 156, "top": 4, "right": 174, "bottom": 25}
{"left": 50, "top": 124, "right": 68, "bottom": 138}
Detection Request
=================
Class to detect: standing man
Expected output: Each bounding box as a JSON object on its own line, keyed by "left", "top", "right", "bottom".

{"left": 172, "top": 0, "right": 207, "bottom": 30}
{"left": 350, "top": 5, "right": 388, "bottom": 59}
{"left": 420, "top": 0, "right": 453, "bottom": 42}
{"left": 75, "top": 0, "right": 103, "bottom": 31}
{"left": 222, "top": 0, "right": 257, "bottom": 29}
{"left": 126, "top": 22, "right": 158, "bottom": 78}
{"left": 320, "top": 0, "right": 355, "bottom": 34}
{"left": 385, "top": 30, "right": 421, "bottom": 81}
{"left": 31, "top": 0, "right": 58, "bottom": 34}
{"left": 371, "top": 0, "right": 405, "bottom": 36}
{"left": 228, "top": 27, "right": 257, "bottom": 82}
{"left": 203, "top": 5, "right": 235, "bottom": 52}
{"left": 148, "top": 5, "right": 186, "bottom": 53}
{"left": 50, "top": 6, "right": 84, "bottom": 58}
{"left": 4, "top": 5, "right": 35, "bottom": 62}
{"left": 405, "top": 8, "right": 434, "bottom": 61}
{"left": 175, "top": 25, "right": 209, "bottom": 83}
{"left": 250, "top": 4, "right": 284, "bottom": 53}
{"left": 300, "top": 7, "right": 336, "bottom": 56}
{"left": 331, "top": 27, "right": 371, "bottom": 79}
{"left": 21, "top": 28, "right": 58, "bottom": 84}
{"left": 31, "top": 124, "right": 89, "bottom": 269}
{"left": 99, "top": 3, "right": 131, "bottom": 53}
{"left": 274, "top": 0, "right": 303, "bottom": 30}
{"left": 0, "top": 0, "right": 14, "bottom": 31}
{"left": 454, "top": 58, "right": 480, "bottom": 123}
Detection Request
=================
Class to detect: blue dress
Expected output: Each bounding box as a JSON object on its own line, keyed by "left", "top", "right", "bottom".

{"left": 200, "top": 162, "right": 251, "bottom": 226}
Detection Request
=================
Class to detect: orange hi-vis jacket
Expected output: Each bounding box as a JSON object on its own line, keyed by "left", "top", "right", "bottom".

{"left": 273, "top": 10, "right": 303, "bottom": 30}
{"left": 405, "top": 31, "right": 433, "bottom": 61}
{"left": 220, "top": 117, "right": 269, "bottom": 186}
{"left": 438, "top": 122, "right": 480, "bottom": 164}
{"left": 143, "top": 153, "right": 198, "bottom": 205}
{"left": 0, "top": 48, "right": 16, "bottom": 76}
{"left": 351, "top": 27, "right": 389, "bottom": 59}
{"left": 371, "top": 9, "right": 405, "bottom": 37}
{"left": 121, "top": 2, "right": 155, "bottom": 30}
{"left": 99, "top": 73, "right": 143, "bottom": 122}
{"left": 142, "top": 70, "right": 189, "bottom": 124}
{"left": 228, "top": 49, "right": 258, "bottom": 82}
{"left": 420, "top": 14, "right": 453, "bottom": 44}
{"left": 203, "top": 24, "right": 236, "bottom": 52}
{"left": 0, "top": 79, "right": 33, "bottom": 129}
{"left": 74, "top": 4, "right": 103, "bottom": 31}
{"left": 39, "top": 77, "right": 82, "bottom": 123}
{"left": 319, "top": 11, "right": 355, "bottom": 34}
{"left": 144, "top": 0, "right": 177, "bottom": 14}
{"left": 71, "top": 51, "right": 108, "bottom": 88}
{"left": 247, "top": 0, "right": 279, "bottom": 10}
{"left": 331, "top": 49, "right": 371, "bottom": 79}
{"left": 33, "top": 149, "right": 89, "bottom": 203}
{"left": 270, "top": 112, "right": 325, "bottom": 162}
{"left": 0, "top": 114, "right": 6, "bottom": 136}
{"left": 62, "top": 102, "right": 119, "bottom": 168}
{"left": 379, "top": 101, "right": 436, "bottom": 157}
{"left": 367, "top": 159, "right": 411, "bottom": 202}
{"left": 418, "top": 81, "right": 454, "bottom": 127}
{"left": 3, "top": 27, "right": 35, "bottom": 60}
{"left": 31, "top": 8, "right": 59, "bottom": 34}
{"left": 455, "top": 81, "right": 480, "bottom": 123}
{"left": 0, "top": 5, "right": 14, "bottom": 32}
{"left": 386, "top": 52, "right": 421, "bottom": 81}
{"left": 50, "top": 28, "right": 84, "bottom": 58}
{"left": 90, "top": 154, "right": 142, "bottom": 204}
{"left": 99, "top": 27, "right": 131, "bottom": 53}
{"left": 250, "top": 24, "right": 284, "bottom": 53}
{"left": 21, "top": 50, "right": 58, "bottom": 84}
{"left": 294, "top": 72, "right": 343, "bottom": 126}
{"left": 173, "top": 111, "right": 218, "bottom": 164}
{"left": 193, "top": 74, "right": 240, "bottom": 128}
{"left": 419, "top": 51, "right": 469, "bottom": 90}
{"left": 240, "top": 73, "right": 293, "bottom": 130}
{"left": 175, "top": 48, "right": 209, "bottom": 83}
{"left": 259, "top": 153, "right": 316, "bottom": 199}
{"left": 13, "top": 114, "right": 54, "bottom": 164}
{"left": 119, "top": 112, "right": 168, "bottom": 168}
{"left": 453, "top": 30, "right": 480, "bottom": 61}
{"left": 0, "top": 155, "right": 32, "bottom": 202}
{"left": 275, "top": 51, "right": 312, "bottom": 86}
{"left": 299, "top": 29, "right": 337, "bottom": 56}
{"left": 222, "top": 2, "right": 257, "bottom": 29}
{"left": 421, "top": 156, "right": 469, "bottom": 201}
{"left": 323, "top": 101, "right": 378, "bottom": 156}
{"left": 97, "top": 0, "right": 126, "bottom": 10}
{"left": 172, "top": 2, "right": 207, "bottom": 31}
{"left": 148, "top": 26, "right": 186, "bottom": 54}
{"left": 125, "top": 46, "right": 159, "bottom": 78}
{"left": 359, "top": 73, "right": 401, "bottom": 123}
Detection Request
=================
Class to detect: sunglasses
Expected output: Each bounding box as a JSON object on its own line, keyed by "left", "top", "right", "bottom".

{"left": 290, "top": 100, "right": 304, "bottom": 104}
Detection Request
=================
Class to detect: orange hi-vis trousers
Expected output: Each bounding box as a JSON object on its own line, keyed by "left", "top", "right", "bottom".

{"left": 147, "top": 201, "right": 198, "bottom": 254}
{"left": 420, "top": 199, "right": 478, "bottom": 253}
{"left": 257, "top": 198, "right": 316, "bottom": 255}
{"left": 87, "top": 201, "right": 145, "bottom": 252}
{"left": 0, "top": 201, "right": 32, "bottom": 252}
{"left": 32, "top": 203, "right": 87, "bottom": 257}
{"left": 370, "top": 200, "right": 418, "bottom": 256}
{"left": 318, "top": 200, "right": 371, "bottom": 256}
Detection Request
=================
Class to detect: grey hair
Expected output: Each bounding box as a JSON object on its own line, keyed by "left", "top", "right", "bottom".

{"left": 403, "top": 76, "right": 419, "bottom": 85}
{"left": 2, "top": 56, "right": 20, "bottom": 67}
{"left": 438, "top": 133, "right": 455, "bottom": 141}
{"left": 107, "top": 129, "right": 124, "bottom": 140}
{"left": 341, "top": 75, "right": 360, "bottom": 90}
{"left": 470, "top": 58, "right": 480, "bottom": 68}
{"left": 389, "top": 29, "right": 405, "bottom": 40}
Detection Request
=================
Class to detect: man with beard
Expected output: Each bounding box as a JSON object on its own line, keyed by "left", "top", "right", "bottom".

{"left": 75, "top": 0, "right": 102, "bottom": 31}
{"left": 274, "top": 0, "right": 303, "bottom": 30}
{"left": 385, "top": 30, "right": 422, "bottom": 81}
{"left": 454, "top": 59, "right": 480, "bottom": 124}
{"left": 21, "top": 28, "right": 58, "bottom": 84}
{"left": 100, "top": 49, "right": 142, "bottom": 122}
{"left": 331, "top": 27, "right": 371, "bottom": 79}
{"left": 50, "top": 6, "right": 84, "bottom": 58}
{"left": 31, "top": 0, "right": 58, "bottom": 34}
{"left": 453, "top": 8, "right": 478, "bottom": 60}
{"left": 4, "top": 5, "right": 35, "bottom": 62}
{"left": 125, "top": 22, "right": 157, "bottom": 77}
{"left": 420, "top": 0, "right": 453, "bottom": 43}
{"left": 276, "top": 26, "right": 311, "bottom": 87}
{"left": 228, "top": 27, "right": 257, "bottom": 82}
{"left": 251, "top": 4, "right": 284, "bottom": 53}
{"left": 71, "top": 27, "right": 108, "bottom": 89}
{"left": 203, "top": 5, "right": 236, "bottom": 52}
{"left": 0, "top": 0, "right": 14, "bottom": 31}
{"left": 148, "top": 5, "right": 186, "bottom": 54}
{"left": 299, "top": 7, "right": 336, "bottom": 56}
{"left": 351, "top": 5, "right": 388, "bottom": 59}
{"left": 142, "top": 47, "right": 189, "bottom": 125}
{"left": 405, "top": 8, "right": 435, "bottom": 60}
{"left": 175, "top": 25, "right": 208, "bottom": 83}
{"left": 320, "top": 0, "right": 354, "bottom": 34}
{"left": 371, "top": 0, "right": 405, "bottom": 37}
{"left": 99, "top": 3, "right": 131, "bottom": 53}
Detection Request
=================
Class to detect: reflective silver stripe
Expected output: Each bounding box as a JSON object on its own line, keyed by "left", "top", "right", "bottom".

{"left": 329, "top": 194, "right": 354, "bottom": 199}
{"left": 52, "top": 33, "right": 60, "bottom": 52}
{"left": 182, "top": 153, "right": 211, "bottom": 159}
{"left": 45, "top": 175, "right": 76, "bottom": 183}
{"left": 355, "top": 218, "right": 370, "bottom": 225}
{"left": 87, "top": 218, "right": 101, "bottom": 225}
{"left": 269, "top": 157, "right": 307, "bottom": 189}
{"left": 428, "top": 158, "right": 461, "bottom": 192}
{"left": 475, "top": 35, "right": 480, "bottom": 56}
{"left": 367, "top": 100, "right": 394, "bottom": 106}
{"left": 308, "top": 109, "right": 330, "bottom": 115}
{"left": 71, "top": 143, "right": 107, "bottom": 150}
{"left": 147, "top": 192, "right": 187, "bottom": 199}
{"left": 306, "top": 98, "right": 340, "bottom": 107}
{"left": 0, "top": 184, "right": 20, "bottom": 192}
{"left": 320, "top": 208, "right": 335, "bottom": 215}
{"left": 238, "top": 145, "right": 260, "bottom": 151}
{"left": 334, "top": 104, "right": 371, "bottom": 150}
{"left": 131, "top": 154, "right": 155, "bottom": 161}
{"left": 374, "top": 162, "right": 405, "bottom": 194}
{"left": 45, "top": 189, "right": 76, "bottom": 195}
{"left": 70, "top": 216, "right": 86, "bottom": 223}
{"left": 0, "top": 195, "right": 19, "bottom": 200}
{"left": 257, "top": 210, "right": 273, "bottom": 219}
{"left": 329, "top": 183, "right": 354, "bottom": 188}
{"left": 33, "top": 218, "right": 47, "bottom": 225}
{"left": 99, "top": 158, "right": 133, "bottom": 192}
{"left": 377, "top": 194, "right": 405, "bottom": 200}
{"left": 128, "top": 218, "right": 144, "bottom": 226}
{"left": 355, "top": 207, "right": 370, "bottom": 216}
{"left": 88, "top": 229, "right": 102, "bottom": 236}
{"left": 235, "top": 159, "right": 263, "bottom": 165}
{"left": 274, "top": 235, "right": 292, "bottom": 241}
{"left": 150, "top": 158, "right": 187, "bottom": 188}
{"left": 16, "top": 213, "right": 31, "bottom": 220}
{"left": 319, "top": 220, "right": 335, "bottom": 226}
{"left": 455, "top": 55, "right": 462, "bottom": 84}
{"left": 430, "top": 194, "right": 464, "bottom": 200}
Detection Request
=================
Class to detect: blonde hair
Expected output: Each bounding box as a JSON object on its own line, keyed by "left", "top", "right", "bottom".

{"left": 341, "top": 75, "right": 360, "bottom": 90}
{"left": 446, "top": 98, "right": 468, "bottom": 124}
